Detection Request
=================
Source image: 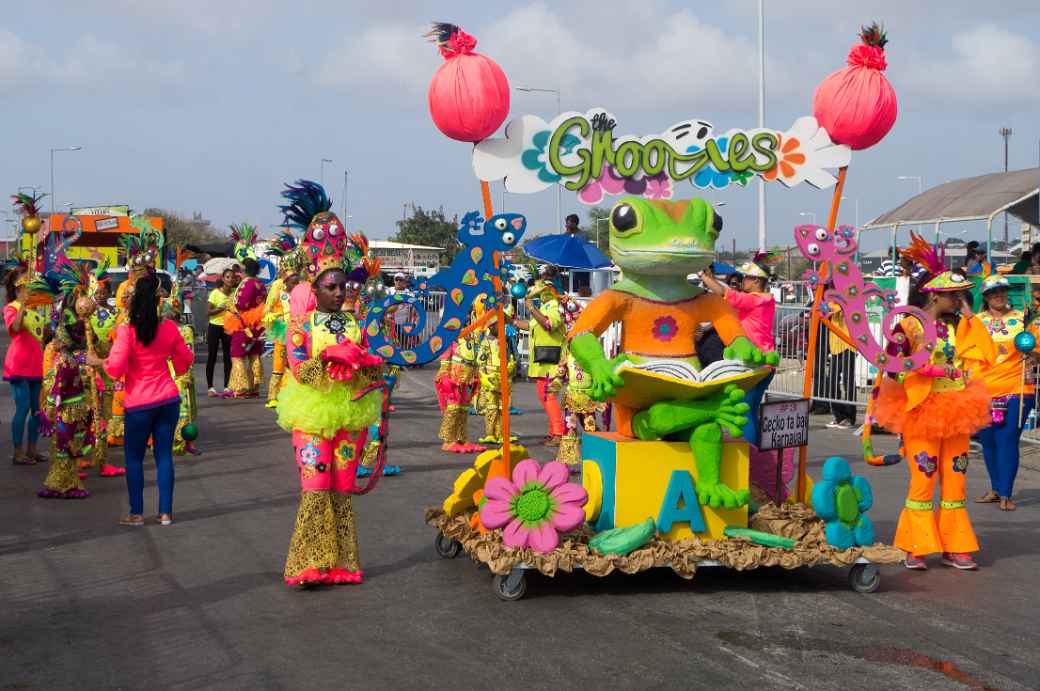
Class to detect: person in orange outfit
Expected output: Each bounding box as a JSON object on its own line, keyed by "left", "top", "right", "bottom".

{"left": 874, "top": 234, "right": 994, "bottom": 571}
{"left": 973, "top": 275, "right": 1039, "bottom": 511}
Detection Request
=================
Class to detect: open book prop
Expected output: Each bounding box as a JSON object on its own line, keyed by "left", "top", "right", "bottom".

{"left": 611, "top": 358, "right": 771, "bottom": 412}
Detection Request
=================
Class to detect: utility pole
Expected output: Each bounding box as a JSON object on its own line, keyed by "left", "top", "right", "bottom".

{"left": 756, "top": 0, "right": 766, "bottom": 251}
{"left": 1000, "top": 127, "right": 1012, "bottom": 245}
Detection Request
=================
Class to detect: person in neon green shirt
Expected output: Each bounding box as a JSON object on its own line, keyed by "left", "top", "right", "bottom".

{"left": 514, "top": 276, "right": 566, "bottom": 446}
{"left": 205, "top": 268, "right": 237, "bottom": 395}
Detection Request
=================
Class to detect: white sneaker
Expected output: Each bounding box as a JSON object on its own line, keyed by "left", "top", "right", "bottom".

{"left": 835, "top": 420, "right": 852, "bottom": 430}
{"left": 826, "top": 419, "right": 842, "bottom": 429}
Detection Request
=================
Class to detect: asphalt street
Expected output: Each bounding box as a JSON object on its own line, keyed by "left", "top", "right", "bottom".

{"left": 1, "top": 363, "right": 1039, "bottom": 690}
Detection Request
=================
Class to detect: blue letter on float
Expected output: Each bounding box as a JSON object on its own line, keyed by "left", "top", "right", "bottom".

{"left": 657, "top": 470, "right": 706, "bottom": 533}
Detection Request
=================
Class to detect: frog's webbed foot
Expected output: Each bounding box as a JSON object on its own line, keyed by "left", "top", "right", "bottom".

{"left": 696, "top": 481, "right": 750, "bottom": 510}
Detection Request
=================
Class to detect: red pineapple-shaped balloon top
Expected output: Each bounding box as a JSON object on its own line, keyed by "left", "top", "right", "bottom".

{"left": 425, "top": 22, "right": 510, "bottom": 143}
{"left": 813, "top": 22, "right": 898, "bottom": 151}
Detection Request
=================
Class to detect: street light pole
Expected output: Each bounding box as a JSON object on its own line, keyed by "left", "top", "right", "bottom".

{"left": 320, "top": 158, "right": 333, "bottom": 187}
{"left": 516, "top": 85, "right": 562, "bottom": 231}
{"left": 49, "top": 146, "right": 83, "bottom": 218}
{"left": 756, "top": 0, "right": 766, "bottom": 251}
{"left": 897, "top": 175, "right": 924, "bottom": 239}
{"left": 1000, "top": 127, "right": 1012, "bottom": 246}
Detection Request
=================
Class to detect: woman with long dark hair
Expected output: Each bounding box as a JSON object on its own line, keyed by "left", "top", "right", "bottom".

{"left": 3, "top": 264, "right": 45, "bottom": 465}
{"left": 88, "top": 273, "right": 193, "bottom": 525}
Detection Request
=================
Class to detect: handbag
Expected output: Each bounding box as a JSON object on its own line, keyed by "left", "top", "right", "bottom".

{"left": 532, "top": 345, "right": 562, "bottom": 365}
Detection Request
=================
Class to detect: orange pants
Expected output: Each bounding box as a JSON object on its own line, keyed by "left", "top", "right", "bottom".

{"left": 894, "top": 432, "right": 978, "bottom": 556}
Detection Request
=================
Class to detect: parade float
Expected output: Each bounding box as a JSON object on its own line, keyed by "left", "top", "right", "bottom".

{"left": 359, "top": 22, "right": 911, "bottom": 599}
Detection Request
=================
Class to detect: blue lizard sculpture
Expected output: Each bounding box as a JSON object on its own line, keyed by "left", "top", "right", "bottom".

{"left": 364, "top": 210, "right": 527, "bottom": 366}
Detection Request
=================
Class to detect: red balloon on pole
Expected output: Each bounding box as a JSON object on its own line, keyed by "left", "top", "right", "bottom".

{"left": 813, "top": 23, "right": 897, "bottom": 151}
{"left": 426, "top": 23, "right": 510, "bottom": 144}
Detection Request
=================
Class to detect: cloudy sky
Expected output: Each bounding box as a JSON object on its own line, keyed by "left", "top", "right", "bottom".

{"left": 2, "top": 1, "right": 1038, "bottom": 252}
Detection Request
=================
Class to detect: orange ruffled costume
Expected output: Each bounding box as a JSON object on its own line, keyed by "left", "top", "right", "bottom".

{"left": 873, "top": 315, "right": 994, "bottom": 557}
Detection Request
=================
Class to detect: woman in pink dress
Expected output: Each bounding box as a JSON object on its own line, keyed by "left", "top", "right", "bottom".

{"left": 225, "top": 258, "right": 268, "bottom": 397}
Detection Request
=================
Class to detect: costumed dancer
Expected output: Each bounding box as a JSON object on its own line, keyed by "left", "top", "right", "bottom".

{"left": 263, "top": 229, "right": 303, "bottom": 408}
{"left": 37, "top": 263, "right": 100, "bottom": 499}
{"left": 162, "top": 288, "right": 200, "bottom": 456}
{"left": 974, "top": 275, "right": 1038, "bottom": 512}
{"left": 110, "top": 224, "right": 163, "bottom": 443}
{"left": 551, "top": 299, "right": 605, "bottom": 470}
{"left": 436, "top": 325, "right": 483, "bottom": 453}
{"left": 85, "top": 262, "right": 125, "bottom": 477}
{"left": 475, "top": 296, "right": 517, "bottom": 445}
{"left": 513, "top": 278, "right": 566, "bottom": 447}
{"left": 224, "top": 251, "right": 267, "bottom": 398}
{"left": 275, "top": 180, "right": 384, "bottom": 587}
{"left": 873, "top": 234, "right": 994, "bottom": 571}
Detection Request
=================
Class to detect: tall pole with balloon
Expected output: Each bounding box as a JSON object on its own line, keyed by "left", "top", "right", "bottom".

{"left": 796, "top": 23, "right": 898, "bottom": 500}
{"left": 425, "top": 22, "right": 515, "bottom": 479}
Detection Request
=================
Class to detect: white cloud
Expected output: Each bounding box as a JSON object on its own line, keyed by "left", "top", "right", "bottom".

{"left": 0, "top": 30, "right": 184, "bottom": 89}
{"left": 903, "top": 24, "right": 1040, "bottom": 108}
{"left": 314, "top": 4, "right": 796, "bottom": 111}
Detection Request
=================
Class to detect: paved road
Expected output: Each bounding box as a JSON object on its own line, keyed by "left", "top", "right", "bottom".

{"left": 1, "top": 364, "right": 1038, "bottom": 690}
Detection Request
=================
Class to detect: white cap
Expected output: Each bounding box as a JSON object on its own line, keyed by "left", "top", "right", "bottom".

{"left": 393, "top": 272, "right": 407, "bottom": 280}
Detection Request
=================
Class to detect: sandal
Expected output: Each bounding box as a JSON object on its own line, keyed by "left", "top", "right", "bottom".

{"left": 999, "top": 497, "right": 1017, "bottom": 511}
{"left": 119, "top": 514, "right": 145, "bottom": 526}
{"left": 12, "top": 455, "right": 37, "bottom": 466}
{"left": 975, "top": 491, "right": 999, "bottom": 504}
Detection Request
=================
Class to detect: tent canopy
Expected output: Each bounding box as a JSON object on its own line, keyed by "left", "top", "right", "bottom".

{"left": 864, "top": 168, "right": 1039, "bottom": 230}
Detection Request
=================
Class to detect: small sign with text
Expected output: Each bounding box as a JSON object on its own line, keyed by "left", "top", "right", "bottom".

{"left": 758, "top": 398, "right": 810, "bottom": 451}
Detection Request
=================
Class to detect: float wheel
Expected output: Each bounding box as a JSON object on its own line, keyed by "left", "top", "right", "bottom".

{"left": 848, "top": 563, "right": 881, "bottom": 593}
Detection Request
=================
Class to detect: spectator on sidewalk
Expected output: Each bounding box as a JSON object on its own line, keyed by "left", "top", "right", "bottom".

{"left": 825, "top": 302, "right": 857, "bottom": 430}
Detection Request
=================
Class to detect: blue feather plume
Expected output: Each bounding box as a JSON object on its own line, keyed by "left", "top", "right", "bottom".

{"left": 279, "top": 180, "right": 333, "bottom": 229}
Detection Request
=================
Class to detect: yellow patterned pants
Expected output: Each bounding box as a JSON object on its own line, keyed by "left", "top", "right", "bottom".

{"left": 284, "top": 492, "right": 361, "bottom": 579}
{"left": 92, "top": 387, "right": 113, "bottom": 469}
{"left": 479, "top": 388, "right": 502, "bottom": 442}
{"left": 268, "top": 342, "right": 287, "bottom": 403}
{"left": 228, "top": 355, "right": 263, "bottom": 396}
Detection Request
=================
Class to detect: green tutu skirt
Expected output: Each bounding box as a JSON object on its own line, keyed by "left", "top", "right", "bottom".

{"left": 277, "top": 376, "right": 382, "bottom": 437}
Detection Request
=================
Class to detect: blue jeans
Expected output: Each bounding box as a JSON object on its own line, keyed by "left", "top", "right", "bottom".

{"left": 741, "top": 370, "right": 775, "bottom": 446}
{"left": 9, "top": 379, "right": 41, "bottom": 448}
{"left": 124, "top": 401, "right": 180, "bottom": 515}
{"left": 977, "top": 394, "right": 1034, "bottom": 498}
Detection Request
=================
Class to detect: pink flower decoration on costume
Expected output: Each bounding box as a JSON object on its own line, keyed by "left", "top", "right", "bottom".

{"left": 577, "top": 166, "right": 626, "bottom": 205}
{"left": 480, "top": 459, "right": 588, "bottom": 554}
{"left": 651, "top": 315, "right": 678, "bottom": 342}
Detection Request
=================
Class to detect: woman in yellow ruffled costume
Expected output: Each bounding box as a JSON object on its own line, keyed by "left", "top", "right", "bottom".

{"left": 874, "top": 234, "right": 994, "bottom": 571}
{"left": 275, "top": 180, "right": 384, "bottom": 587}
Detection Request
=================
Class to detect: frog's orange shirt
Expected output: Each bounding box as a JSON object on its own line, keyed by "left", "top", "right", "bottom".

{"left": 568, "top": 289, "right": 746, "bottom": 435}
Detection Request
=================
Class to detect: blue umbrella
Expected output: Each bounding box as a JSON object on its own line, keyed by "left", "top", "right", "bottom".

{"left": 522, "top": 233, "right": 612, "bottom": 270}
{"left": 711, "top": 261, "right": 737, "bottom": 275}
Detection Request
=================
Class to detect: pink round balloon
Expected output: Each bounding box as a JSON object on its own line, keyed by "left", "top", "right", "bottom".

{"left": 813, "top": 39, "right": 897, "bottom": 151}
{"left": 427, "top": 28, "right": 510, "bottom": 144}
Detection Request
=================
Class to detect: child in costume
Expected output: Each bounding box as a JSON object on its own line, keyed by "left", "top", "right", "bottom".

{"left": 513, "top": 278, "right": 566, "bottom": 446}
{"left": 550, "top": 300, "right": 605, "bottom": 469}
{"left": 974, "top": 275, "right": 1039, "bottom": 512}
{"left": 873, "top": 234, "right": 994, "bottom": 571}
{"left": 263, "top": 230, "right": 302, "bottom": 408}
{"left": 85, "top": 265, "right": 125, "bottom": 477}
{"left": 275, "top": 180, "right": 384, "bottom": 587}
{"left": 437, "top": 328, "right": 483, "bottom": 453}
{"left": 162, "top": 289, "right": 199, "bottom": 456}
{"left": 37, "top": 264, "right": 100, "bottom": 499}
{"left": 475, "top": 298, "right": 517, "bottom": 445}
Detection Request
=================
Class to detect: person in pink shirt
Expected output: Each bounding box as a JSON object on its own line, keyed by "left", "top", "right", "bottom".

{"left": 87, "top": 273, "right": 193, "bottom": 526}
{"left": 3, "top": 266, "right": 46, "bottom": 465}
{"left": 699, "top": 258, "right": 777, "bottom": 443}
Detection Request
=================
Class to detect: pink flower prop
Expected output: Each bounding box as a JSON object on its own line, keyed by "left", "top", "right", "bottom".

{"left": 643, "top": 173, "right": 672, "bottom": 200}
{"left": 480, "top": 459, "right": 588, "bottom": 553}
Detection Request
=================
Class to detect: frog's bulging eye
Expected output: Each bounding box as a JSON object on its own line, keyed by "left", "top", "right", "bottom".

{"left": 312, "top": 228, "right": 326, "bottom": 241}
{"left": 502, "top": 231, "right": 516, "bottom": 245}
{"left": 494, "top": 218, "right": 508, "bottom": 231}
{"left": 611, "top": 203, "right": 640, "bottom": 236}
{"left": 815, "top": 228, "right": 828, "bottom": 241}
{"left": 806, "top": 243, "right": 821, "bottom": 257}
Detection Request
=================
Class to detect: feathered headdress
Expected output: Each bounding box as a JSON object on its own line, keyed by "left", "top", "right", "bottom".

{"left": 278, "top": 180, "right": 358, "bottom": 279}
{"left": 121, "top": 216, "right": 163, "bottom": 270}
{"left": 230, "top": 223, "right": 259, "bottom": 262}
{"left": 899, "top": 231, "right": 970, "bottom": 293}
{"left": 23, "top": 271, "right": 63, "bottom": 308}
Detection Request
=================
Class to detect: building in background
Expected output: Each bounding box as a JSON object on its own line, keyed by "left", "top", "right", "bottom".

{"left": 369, "top": 240, "right": 442, "bottom": 279}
